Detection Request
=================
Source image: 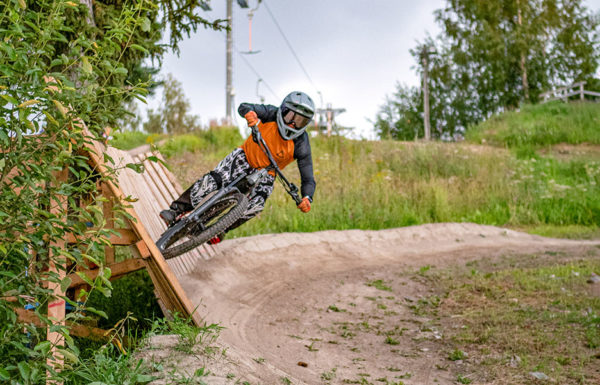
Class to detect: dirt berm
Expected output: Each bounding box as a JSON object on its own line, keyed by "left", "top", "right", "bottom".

{"left": 142, "top": 223, "right": 600, "bottom": 384}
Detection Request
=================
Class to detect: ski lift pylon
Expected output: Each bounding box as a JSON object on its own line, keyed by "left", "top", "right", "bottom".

{"left": 241, "top": 1, "right": 261, "bottom": 55}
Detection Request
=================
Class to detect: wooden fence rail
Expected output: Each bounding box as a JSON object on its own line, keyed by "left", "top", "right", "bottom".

{"left": 540, "top": 81, "right": 600, "bottom": 103}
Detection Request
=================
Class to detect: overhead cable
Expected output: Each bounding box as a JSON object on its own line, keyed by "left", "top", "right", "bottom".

{"left": 262, "top": 0, "right": 320, "bottom": 94}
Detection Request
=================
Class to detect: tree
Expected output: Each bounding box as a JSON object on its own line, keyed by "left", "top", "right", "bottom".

{"left": 143, "top": 73, "right": 201, "bottom": 134}
{"left": 377, "top": 0, "right": 599, "bottom": 140}
{"left": 374, "top": 84, "right": 422, "bottom": 140}
{"left": 0, "top": 0, "right": 223, "bottom": 382}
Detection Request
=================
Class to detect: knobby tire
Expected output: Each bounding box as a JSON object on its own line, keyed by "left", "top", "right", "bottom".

{"left": 161, "top": 192, "right": 248, "bottom": 259}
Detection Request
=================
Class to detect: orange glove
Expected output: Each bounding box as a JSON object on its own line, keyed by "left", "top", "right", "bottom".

{"left": 244, "top": 111, "right": 259, "bottom": 127}
{"left": 297, "top": 197, "right": 311, "bottom": 213}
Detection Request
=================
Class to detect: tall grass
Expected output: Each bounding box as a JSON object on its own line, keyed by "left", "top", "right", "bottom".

{"left": 158, "top": 126, "right": 242, "bottom": 159}
{"left": 110, "top": 127, "right": 242, "bottom": 158}
{"left": 132, "top": 113, "right": 600, "bottom": 238}
{"left": 110, "top": 131, "right": 165, "bottom": 150}
{"left": 221, "top": 135, "right": 599, "bottom": 238}
{"left": 466, "top": 101, "right": 600, "bottom": 148}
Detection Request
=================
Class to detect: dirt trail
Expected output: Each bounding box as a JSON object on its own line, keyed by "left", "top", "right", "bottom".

{"left": 145, "top": 223, "right": 600, "bottom": 384}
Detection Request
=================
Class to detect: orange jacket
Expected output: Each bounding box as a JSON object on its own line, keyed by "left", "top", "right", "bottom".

{"left": 241, "top": 121, "right": 295, "bottom": 172}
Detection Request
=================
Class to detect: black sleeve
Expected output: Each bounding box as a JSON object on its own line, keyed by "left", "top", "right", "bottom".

{"left": 293, "top": 132, "right": 316, "bottom": 199}
{"left": 238, "top": 103, "right": 278, "bottom": 122}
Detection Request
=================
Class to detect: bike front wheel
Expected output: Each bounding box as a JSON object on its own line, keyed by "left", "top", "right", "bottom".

{"left": 160, "top": 192, "right": 248, "bottom": 259}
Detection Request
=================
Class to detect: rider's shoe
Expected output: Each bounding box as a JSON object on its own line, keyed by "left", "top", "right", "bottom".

{"left": 159, "top": 209, "right": 178, "bottom": 227}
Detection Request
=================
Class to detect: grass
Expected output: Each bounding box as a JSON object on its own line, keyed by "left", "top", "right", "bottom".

{"left": 156, "top": 126, "right": 242, "bottom": 159}
{"left": 71, "top": 312, "right": 226, "bottom": 384}
{"left": 70, "top": 345, "right": 156, "bottom": 384}
{"left": 110, "top": 131, "right": 165, "bottom": 150}
{"left": 522, "top": 224, "right": 600, "bottom": 239}
{"left": 366, "top": 279, "right": 392, "bottom": 291}
{"left": 110, "top": 126, "right": 242, "bottom": 155}
{"left": 149, "top": 314, "right": 223, "bottom": 355}
{"left": 424, "top": 253, "right": 600, "bottom": 384}
{"left": 466, "top": 101, "right": 600, "bottom": 148}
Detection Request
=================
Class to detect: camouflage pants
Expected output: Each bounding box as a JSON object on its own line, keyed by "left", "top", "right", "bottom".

{"left": 189, "top": 148, "right": 275, "bottom": 222}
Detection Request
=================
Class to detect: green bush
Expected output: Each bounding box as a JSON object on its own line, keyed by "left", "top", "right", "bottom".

{"left": 85, "top": 270, "right": 162, "bottom": 331}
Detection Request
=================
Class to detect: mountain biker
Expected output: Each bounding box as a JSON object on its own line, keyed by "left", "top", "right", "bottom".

{"left": 159, "top": 91, "right": 316, "bottom": 244}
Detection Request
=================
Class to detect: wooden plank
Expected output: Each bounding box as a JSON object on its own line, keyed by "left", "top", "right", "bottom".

{"left": 69, "top": 323, "right": 113, "bottom": 342}
{"left": 583, "top": 90, "right": 600, "bottom": 97}
{"left": 68, "top": 258, "right": 146, "bottom": 288}
{"left": 47, "top": 168, "right": 68, "bottom": 373}
{"left": 135, "top": 240, "right": 152, "bottom": 259}
{"left": 127, "top": 156, "right": 192, "bottom": 276}
{"left": 66, "top": 228, "right": 139, "bottom": 246}
{"left": 107, "top": 148, "right": 192, "bottom": 276}
{"left": 174, "top": 252, "right": 195, "bottom": 274}
{"left": 109, "top": 147, "right": 167, "bottom": 238}
{"left": 144, "top": 256, "right": 200, "bottom": 324}
{"left": 138, "top": 159, "right": 171, "bottom": 220}
{"left": 16, "top": 308, "right": 125, "bottom": 343}
{"left": 101, "top": 182, "right": 116, "bottom": 265}
{"left": 127, "top": 159, "right": 193, "bottom": 276}
{"left": 156, "top": 153, "right": 184, "bottom": 194}
{"left": 143, "top": 154, "right": 179, "bottom": 201}
{"left": 147, "top": 152, "right": 213, "bottom": 268}
{"left": 137, "top": 153, "right": 175, "bottom": 203}
{"left": 16, "top": 307, "right": 44, "bottom": 327}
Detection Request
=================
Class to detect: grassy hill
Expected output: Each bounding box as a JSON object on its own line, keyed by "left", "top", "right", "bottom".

{"left": 466, "top": 101, "right": 600, "bottom": 149}
{"left": 111, "top": 102, "right": 600, "bottom": 239}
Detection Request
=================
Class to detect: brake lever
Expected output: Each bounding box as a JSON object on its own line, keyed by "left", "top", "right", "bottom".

{"left": 288, "top": 183, "right": 302, "bottom": 205}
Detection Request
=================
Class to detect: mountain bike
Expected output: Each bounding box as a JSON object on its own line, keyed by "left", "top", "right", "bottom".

{"left": 155, "top": 124, "right": 301, "bottom": 259}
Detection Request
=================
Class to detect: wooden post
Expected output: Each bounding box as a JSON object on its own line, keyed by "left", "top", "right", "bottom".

{"left": 47, "top": 168, "right": 68, "bottom": 380}
{"left": 422, "top": 46, "right": 431, "bottom": 141}
{"left": 225, "top": 0, "right": 233, "bottom": 124}
{"left": 101, "top": 182, "right": 116, "bottom": 265}
{"left": 580, "top": 82, "right": 585, "bottom": 100}
{"left": 326, "top": 105, "right": 332, "bottom": 138}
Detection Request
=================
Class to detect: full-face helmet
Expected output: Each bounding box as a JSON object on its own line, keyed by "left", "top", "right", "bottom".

{"left": 276, "top": 91, "right": 315, "bottom": 140}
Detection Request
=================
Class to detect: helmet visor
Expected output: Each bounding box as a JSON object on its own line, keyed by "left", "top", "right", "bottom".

{"left": 282, "top": 108, "right": 311, "bottom": 129}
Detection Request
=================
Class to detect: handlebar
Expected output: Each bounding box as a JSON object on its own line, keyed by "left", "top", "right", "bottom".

{"left": 251, "top": 124, "right": 302, "bottom": 205}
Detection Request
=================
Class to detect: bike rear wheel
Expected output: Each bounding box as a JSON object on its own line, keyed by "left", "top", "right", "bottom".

{"left": 160, "top": 192, "right": 248, "bottom": 259}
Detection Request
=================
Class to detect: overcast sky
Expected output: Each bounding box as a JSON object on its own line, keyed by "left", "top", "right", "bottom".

{"left": 147, "top": 0, "right": 600, "bottom": 139}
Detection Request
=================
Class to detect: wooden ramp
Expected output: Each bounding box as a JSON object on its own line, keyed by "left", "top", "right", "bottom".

{"left": 12, "top": 133, "right": 214, "bottom": 342}
{"left": 82, "top": 136, "right": 218, "bottom": 327}
{"left": 105, "top": 145, "right": 218, "bottom": 278}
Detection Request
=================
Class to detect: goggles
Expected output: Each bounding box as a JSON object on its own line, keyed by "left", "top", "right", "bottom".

{"left": 282, "top": 107, "right": 311, "bottom": 129}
